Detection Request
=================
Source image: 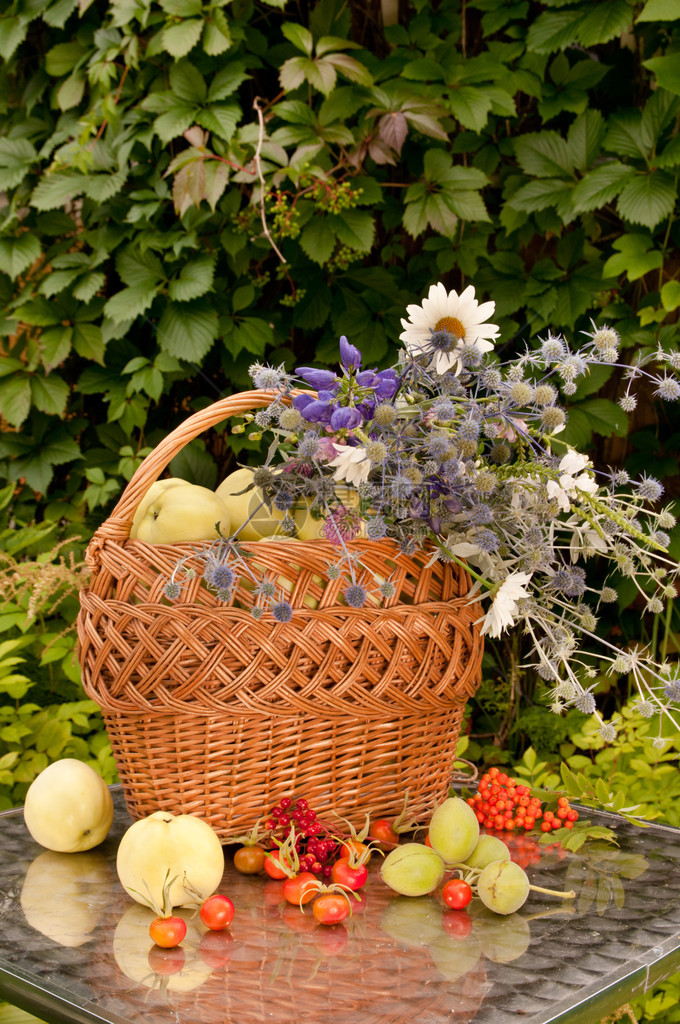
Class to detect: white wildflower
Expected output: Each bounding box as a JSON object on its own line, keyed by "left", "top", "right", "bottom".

{"left": 546, "top": 450, "right": 598, "bottom": 511}
{"left": 480, "top": 572, "right": 533, "bottom": 638}
{"left": 327, "top": 444, "right": 371, "bottom": 486}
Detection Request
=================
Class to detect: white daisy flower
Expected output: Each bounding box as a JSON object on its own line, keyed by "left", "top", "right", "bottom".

{"left": 479, "top": 572, "right": 533, "bottom": 638}
{"left": 327, "top": 443, "right": 370, "bottom": 486}
{"left": 399, "top": 282, "right": 500, "bottom": 375}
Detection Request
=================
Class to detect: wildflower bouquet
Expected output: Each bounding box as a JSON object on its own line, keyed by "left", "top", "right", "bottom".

{"left": 173, "top": 282, "right": 680, "bottom": 746}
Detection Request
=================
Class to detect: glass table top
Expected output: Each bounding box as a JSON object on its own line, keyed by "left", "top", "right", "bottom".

{"left": 1, "top": 786, "right": 680, "bottom": 1024}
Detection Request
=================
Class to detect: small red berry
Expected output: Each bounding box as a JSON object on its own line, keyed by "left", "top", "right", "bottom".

{"left": 541, "top": 821, "right": 552, "bottom": 832}
{"left": 567, "top": 809, "right": 578, "bottom": 821}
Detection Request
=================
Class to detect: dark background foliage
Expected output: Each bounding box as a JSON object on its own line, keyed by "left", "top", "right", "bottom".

{"left": 1, "top": 0, "right": 679, "bottom": 529}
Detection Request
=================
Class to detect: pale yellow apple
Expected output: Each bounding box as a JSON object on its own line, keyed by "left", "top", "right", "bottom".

{"left": 21, "top": 850, "right": 112, "bottom": 947}
{"left": 113, "top": 904, "right": 212, "bottom": 992}
{"left": 216, "top": 468, "right": 283, "bottom": 540}
{"left": 116, "top": 810, "right": 224, "bottom": 910}
{"left": 133, "top": 484, "right": 230, "bottom": 544}
{"left": 129, "top": 478, "right": 193, "bottom": 539}
{"left": 23, "top": 758, "right": 114, "bottom": 852}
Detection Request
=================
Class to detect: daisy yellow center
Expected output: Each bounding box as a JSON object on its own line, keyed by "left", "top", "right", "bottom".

{"left": 434, "top": 316, "right": 465, "bottom": 340}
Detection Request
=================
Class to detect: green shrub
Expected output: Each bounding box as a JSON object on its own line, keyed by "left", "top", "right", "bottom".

{"left": 1, "top": 0, "right": 679, "bottom": 523}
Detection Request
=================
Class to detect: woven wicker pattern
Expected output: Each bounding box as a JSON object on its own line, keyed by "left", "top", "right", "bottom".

{"left": 77, "top": 390, "right": 483, "bottom": 837}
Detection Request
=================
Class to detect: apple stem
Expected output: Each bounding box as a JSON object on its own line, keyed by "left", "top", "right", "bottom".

{"left": 529, "top": 884, "right": 576, "bottom": 899}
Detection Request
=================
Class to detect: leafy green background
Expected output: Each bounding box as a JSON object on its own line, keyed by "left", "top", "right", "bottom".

{"left": 1, "top": 0, "right": 680, "bottom": 1019}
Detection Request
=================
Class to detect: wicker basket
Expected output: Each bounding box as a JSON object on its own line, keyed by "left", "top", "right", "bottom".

{"left": 77, "top": 390, "right": 483, "bottom": 838}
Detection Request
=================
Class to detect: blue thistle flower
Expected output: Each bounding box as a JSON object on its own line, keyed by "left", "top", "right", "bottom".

{"left": 272, "top": 601, "right": 293, "bottom": 623}
{"left": 344, "top": 584, "right": 367, "bottom": 608}
{"left": 654, "top": 376, "right": 680, "bottom": 402}
{"left": 164, "top": 580, "right": 182, "bottom": 600}
{"left": 474, "top": 528, "right": 499, "bottom": 553}
{"left": 637, "top": 475, "right": 663, "bottom": 503}
{"left": 366, "top": 516, "right": 388, "bottom": 540}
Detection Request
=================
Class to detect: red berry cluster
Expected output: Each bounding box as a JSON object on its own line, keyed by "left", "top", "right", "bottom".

{"left": 466, "top": 767, "right": 579, "bottom": 833}
{"left": 264, "top": 797, "right": 339, "bottom": 879}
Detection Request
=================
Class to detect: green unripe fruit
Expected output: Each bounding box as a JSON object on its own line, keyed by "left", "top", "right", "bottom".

{"left": 380, "top": 843, "right": 445, "bottom": 897}
{"left": 465, "top": 834, "right": 510, "bottom": 871}
{"left": 380, "top": 896, "right": 443, "bottom": 948}
{"left": 428, "top": 797, "right": 480, "bottom": 865}
{"left": 477, "top": 860, "right": 530, "bottom": 916}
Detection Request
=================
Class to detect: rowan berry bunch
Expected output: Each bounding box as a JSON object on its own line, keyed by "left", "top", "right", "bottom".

{"left": 263, "top": 797, "right": 340, "bottom": 878}
{"left": 466, "top": 767, "right": 579, "bottom": 834}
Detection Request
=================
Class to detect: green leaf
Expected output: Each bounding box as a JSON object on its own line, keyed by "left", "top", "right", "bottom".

{"left": 230, "top": 316, "right": 273, "bottom": 355}
{"left": 0, "top": 234, "right": 41, "bottom": 279}
{"left": 196, "top": 103, "right": 240, "bottom": 141}
{"left": 72, "top": 270, "right": 105, "bottom": 303}
{"left": 508, "top": 178, "right": 575, "bottom": 216}
{"left": 603, "top": 234, "right": 663, "bottom": 280}
{"left": 30, "top": 374, "right": 69, "bottom": 417}
{"left": 616, "top": 171, "right": 677, "bottom": 230}
{"left": 73, "top": 322, "right": 105, "bottom": 363}
{"left": 117, "top": 248, "right": 164, "bottom": 287}
{"left": 300, "top": 216, "right": 336, "bottom": 265}
{"left": 643, "top": 54, "right": 680, "bottom": 97}
{"left": 0, "top": 377, "right": 31, "bottom": 428}
{"left": 170, "top": 60, "right": 207, "bottom": 103}
{"left": 567, "top": 109, "right": 606, "bottom": 172}
{"left": 571, "top": 162, "right": 636, "bottom": 213}
{"left": 40, "top": 326, "right": 72, "bottom": 369}
{"left": 153, "top": 106, "right": 195, "bottom": 144}
{"left": 526, "top": 8, "right": 585, "bottom": 53}
{"left": 637, "top": 0, "right": 680, "bottom": 19}
{"left": 448, "top": 87, "right": 493, "bottom": 132}
{"left": 281, "top": 22, "right": 314, "bottom": 56}
{"left": 207, "top": 62, "right": 250, "bottom": 102}
{"left": 231, "top": 284, "right": 254, "bottom": 311}
{"left": 661, "top": 280, "right": 680, "bottom": 311}
{"left": 327, "top": 208, "right": 374, "bottom": 252}
{"left": 157, "top": 300, "right": 218, "bottom": 361}
{"left": 514, "top": 131, "right": 574, "bottom": 178}
{"left": 82, "top": 171, "right": 126, "bottom": 203}
{"left": 159, "top": 0, "right": 202, "bottom": 13}
{"left": 0, "top": 138, "right": 37, "bottom": 190}
{"left": 163, "top": 19, "right": 203, "bottom": 58}
{"left": 0, "top": 16, "right": 28, "bottom": 61}
{"left": 31, "top": 173, "right": 83, "bottom": 211}
{"left": 604, "top": 112, "right": 650, "bottom": 159}
{"left": 57, "top": 71, "right": 85, "bottom": 111}
{"left": 402, "top": 57, "right": 446, "bottom": 81}
{"left": 104, "top": 284, "right": 158, "bottom": 322}
{"left": 168, "top": 255, "right": 216, "bottom": 301}
{"left": 45, "top": 41, "right": 87, "bottom": 76}
{"left": 325, "top": 53, "right": 373, "bottom": 87}
{"left": 203, "top": 20, "right": 231, "bottom": 56}
{"left": 577, "top": 0, "right": 635, "bottom": 47}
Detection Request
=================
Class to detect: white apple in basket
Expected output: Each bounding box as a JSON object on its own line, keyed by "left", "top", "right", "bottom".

{"left": 116, "top": 810, "right": 225, "bottom": 910}
{"left": 23, "top": 758, "right": 114, "bottom": 852}
{"left": 129, "top": 478, "right": 193, "bottom": 539}
{"left": 216, "top": 467, "right": 325, "bottom": 540}
{"left": 21, "top": 850, "right": 112, "bottom": 947}
{"left": 132, "top": 483, "right": 230, "bottom": 544}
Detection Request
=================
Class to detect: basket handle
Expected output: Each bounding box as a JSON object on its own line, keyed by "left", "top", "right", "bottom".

{"left": 92, "top": 389, "right": 292, "bottom": 544}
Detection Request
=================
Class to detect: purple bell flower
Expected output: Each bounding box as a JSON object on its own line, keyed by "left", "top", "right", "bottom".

{"left": 356, "top": 370, "right": 380, "bottom": 388}
{"left": 303, "top": 391, "right": 334, "bottom": 423}
{"left": 296, "top": 367, "right": 339, "bottom": 391}
{"left": 339, "top": 336, "right": 362, "bottom": 370}
{"left": 292, "top": 393, "right": 316, "bottom": 414}
{"left": 330, "top": 406, "right": 362, "bottom": 430}
{"left": 374, "top": 369, "right": 399, "bottom": 399}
